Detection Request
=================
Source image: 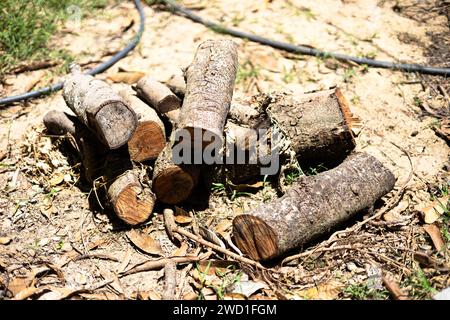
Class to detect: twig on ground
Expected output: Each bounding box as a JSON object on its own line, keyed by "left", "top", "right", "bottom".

{"left": 162, "top": 260, "right": 177, "bottom": 300}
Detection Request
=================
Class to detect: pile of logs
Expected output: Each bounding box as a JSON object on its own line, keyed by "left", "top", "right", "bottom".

{"left": 43, "top": 39, "right": 395, "bottom": 261}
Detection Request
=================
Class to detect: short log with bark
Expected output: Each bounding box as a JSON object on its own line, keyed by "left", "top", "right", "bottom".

{"left": 42, "top": 39, "right": 396, "bottom": 264}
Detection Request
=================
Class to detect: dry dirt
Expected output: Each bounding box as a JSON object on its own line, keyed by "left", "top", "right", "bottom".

{"left": 0, "top": 0, "right": 449, "bottom": 300}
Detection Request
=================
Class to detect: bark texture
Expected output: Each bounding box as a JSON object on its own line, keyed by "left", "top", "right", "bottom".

{"left": 43, "top": 110, "right": 107, "bottom": 184}
{"left": 178, "top": 39, "right": 238, "bottom": 148}
{"left": 232, "top": 152, "right": 396, "bottom": 261}
{"left": 63, "top": 66, "right": 137, "bottom": 149}
{"left": 164, "top": 74, "right": 186, "bottom": 99}
{"left": 119, "top": 87, "right": 166, "bottom": 162}
{"left": 134, "top": 76, "right": 181, "bottom": 124}
{"left": 266, "top": 88, "right": 356, "bottom": 163}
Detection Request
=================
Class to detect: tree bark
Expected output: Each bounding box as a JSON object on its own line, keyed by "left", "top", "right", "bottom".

{"left": 265, "top": 87, "right": 356, "bottom": 164}
{"left": 232, "top": 152, "right": 396, "bottom": 261}
{"left": 43, "top": 110, "right": 107, "bottom": 184}
{"left": 62, "top": 65, "right": 137, "bottom": 149}
{"left": 152, "top": 136, "right": 200, "bottom": 205}
{"left": 134, "top": 76, "right": 181, "bottom": 124}
{"left": 178, "top": 39, "right": 238, "bottom": 148}
{"left": 43, "top": 110, "right": 154, "bottom": 225}
{"left": 118, "top": 87, "right": 166, "bottom": 162}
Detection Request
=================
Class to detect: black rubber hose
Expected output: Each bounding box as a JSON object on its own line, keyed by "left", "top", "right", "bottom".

{"left": 0, "top": 0, "right": 145, "bottom": 106}
{"left": 161, "top": 0, "right": 450, "bottom": 77}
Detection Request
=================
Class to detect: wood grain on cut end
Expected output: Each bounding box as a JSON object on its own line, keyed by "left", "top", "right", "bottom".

{"left": 108, "top": 171, "right": 155, "bottom": 225}
{"left": 233, "top": 214, "right": 278, "bottom": 261}
{"left": 93, "top": 101, "right": 137, "bottom": 149}
{"left": 114, "top": 184, "right": 155, "bottom": 225}
{"left": 118, "top": 87, "right": 166, "bottom": 162}
{"left": 128, "top": 121, "right": 166, "bottom": 162}
{"left": 153, "top": 166, "right": 195, "bottom": 205}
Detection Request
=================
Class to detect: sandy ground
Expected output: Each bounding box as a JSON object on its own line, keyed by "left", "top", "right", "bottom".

{"left": 0, "top": 0, "right": 449, "bottom": 300}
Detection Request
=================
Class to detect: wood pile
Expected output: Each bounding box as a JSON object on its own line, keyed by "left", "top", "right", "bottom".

{"left": 43, "top": 39, "right": 395, "bottom": 261}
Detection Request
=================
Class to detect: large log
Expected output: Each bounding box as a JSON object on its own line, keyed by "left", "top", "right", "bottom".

{"left": 178, "top": 39, "right": 238, "bottom": 148}
{"left": 62, "top": 64, "right": 137, "bottom": 149}
{"left": 43, "top": 110, "right": 107, "bottom": 184}
{"left": 232, "top": 152, "right": 396, "bottom": 261}
{"left": 134, "top": 76, "right": 181, "bottom": 124}
{"left": 118, "top": 87, "right": 166, "bottom": 162}
{"left": 152, "top": 136, "right": 200, "bottom": 205}
{"left": 43, "top": 111, "right": 154, "bottom": 225}
{"left": 265, "top": 88, "right": 356, "bottom": 164}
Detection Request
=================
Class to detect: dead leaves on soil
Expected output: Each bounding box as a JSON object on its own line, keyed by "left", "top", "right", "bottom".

{"left": 126, "top": 229, "right": 163, "bottom": 256}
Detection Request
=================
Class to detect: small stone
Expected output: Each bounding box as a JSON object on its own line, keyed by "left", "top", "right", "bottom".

{"left": 38, "top": 238, "right": 49, "bottom": 247}
{"left": 410, "top": 130, "right": 419, "bottom": 137}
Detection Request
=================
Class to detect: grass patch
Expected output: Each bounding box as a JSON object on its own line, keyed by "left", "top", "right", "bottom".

{"left": 344, "top": 281, "right": 389, "bottom": 300}
{"left": 0, "top": 0, "right": 109, "bottom": 76}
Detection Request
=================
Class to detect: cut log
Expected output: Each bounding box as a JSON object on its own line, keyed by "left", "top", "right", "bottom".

{"left": 178, "top": 39, "right": 238, "bottom": 148}
{"left": 106, "top": 155, "right": 156, "bottom": 225}
{"left": 118, "top": 87, "right": 166, "bottom": 162}
{"left": 265, "top": 87, "right": 356, "bottom": 164}
{"left": 152, "top": 137, "right": 200, "bottom": 205}
{"left": 43, "top": 111, "right": 154, "bottom": 225}
{"left": 134, "top": 76, "right": 181, "bottom": 124}
{"left": 43, "top": 110, "right": 107, "bottom": 184}
{"left": 62, "top": 64, "right": 137, "bottom": 149}
{"left": 232, "top": 152, "right": 396, "bottom": 261}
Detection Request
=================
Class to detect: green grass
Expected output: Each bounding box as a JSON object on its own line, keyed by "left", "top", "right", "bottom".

{"left": 236, "top": 60, "right": 260, "bottom": 85}
{"left": 344, "top": 281, "right": 389, "bottom": 300}
{"left": 0, "top": 0, "right": 108, "bottom": 76}
{"left": 406, "top": 268, "right": 438, "bottom": 299}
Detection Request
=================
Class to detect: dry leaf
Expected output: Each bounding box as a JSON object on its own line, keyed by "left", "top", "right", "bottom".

{"left": 228, "top": 281, "right": 268, "bottom": 298}
{"left": 107, "top": 71, "right": 145, "bottom": 84}
{"left": 137, "top": 290, "right": 161, "bottom": 300}
{"left": 13, "top": 286, "right": 50, "bottom": 300}
{"left": 0, "top": 237, "right": 12, "bottom": 245}
{"left": 296, "top": 280, "right": 344, "bottom": 300}
{"left": 214, "top": 220, "right": 232, "bottom": 235}
{"left": 171, "top": 242, "right": 189, "bottom": 257}
{"left": 49, "top": 172, "right": 65, "bottom": 186}
{"left": 197, "top": 260, "right": 240, "bottom": 276}
{"left": 224, "top": 292, "right": 247, "bottom": 300}
{"left": 199, "top": 226, "right": 226, "bottom": 249}
{"left": 8, "top": 275, "right": 34, "bottom": 296}
{"left": 420, "top": 196, "right": 449, "bottom": 224}
{"left": 117, "top": 247, "right": 132, "bottom": 273}
{"left": 423, "top": 224, "right": 446, "bottom": 252}
{"left": 174, "top": 215, "right": 193, "bottom": 224}
{"left": 126, "top": 229, "right": 163, "bottom": 256}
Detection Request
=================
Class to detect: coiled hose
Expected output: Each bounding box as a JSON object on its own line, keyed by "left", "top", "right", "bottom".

{"left": 0, "top": 0, "right": 145, "bottom": 106}
{"left": 161, "top": 0, "right": 450, "bottom": 77}
{"left": 1, "top": 0, "right": 448, "bottom": 106}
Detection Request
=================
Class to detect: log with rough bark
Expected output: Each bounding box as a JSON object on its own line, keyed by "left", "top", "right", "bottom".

{"left": 265, "top": 87, "right": 357, "bottom": 164}
{"left": 178, "top": 39, "right": 238, "bottom": 148}
{"left": 118, "top": 87, "right": 166, "bottom": 162}
{"left": 43, "top": 111, "right": 154, "bottom": 225}
{"left": 134, "top": 76, "right": 181, "bottom": 124}
{"left": 152, "top": 136, "right": 200, "bottom": 205}
{"left": 105, "top": 153, "right": 155, "bottom": 225}
{"left": 43, "top": 110, "right": 107, "bottom": 184}
{"left": 62, "top": 64, "right": 137, "bottom": 149}
{"left": 232, "top": 152, "right": 396, "bottom": 261}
